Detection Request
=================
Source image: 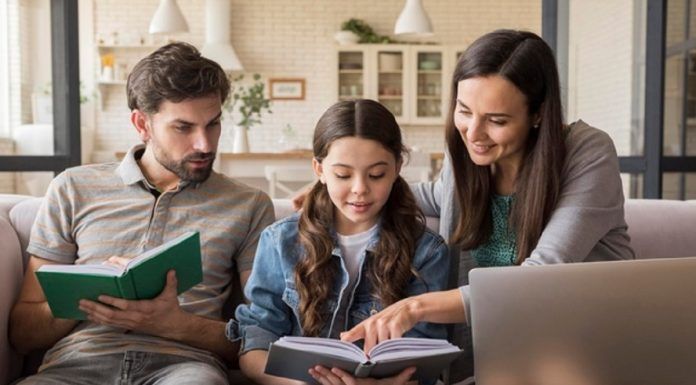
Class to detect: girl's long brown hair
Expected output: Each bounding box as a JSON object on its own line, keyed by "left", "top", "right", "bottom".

{"left": 447, "top": 30, "right": 566, "bottom": 264}
{"left": 296, "top": 99, "right": 425, "bottom": 336}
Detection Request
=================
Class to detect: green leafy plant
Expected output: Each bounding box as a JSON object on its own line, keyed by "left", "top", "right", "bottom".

{"left": 341, "top": 18, "right": 392, "bottom": 44}
{"left": 224, "top": 73, "right": 272, "bottom": 129}
{"left": 39, "top": 81, "right": 94, "bottom": 104}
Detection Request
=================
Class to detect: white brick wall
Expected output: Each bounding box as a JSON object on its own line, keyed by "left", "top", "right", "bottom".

{"left": 92, "top": 0, "right": 540, "bottom": 155}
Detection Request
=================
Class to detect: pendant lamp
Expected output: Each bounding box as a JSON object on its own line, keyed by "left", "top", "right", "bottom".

{"left": 394, "top": 0, "right": 434, "bottom": 36}
{"left": 149, "top": 0, "right": 189, "bottom": 35}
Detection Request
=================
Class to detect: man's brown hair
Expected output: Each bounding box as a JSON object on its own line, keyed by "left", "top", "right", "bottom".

{"left": 127, "top": 42, "right": 229, "bottom": 114}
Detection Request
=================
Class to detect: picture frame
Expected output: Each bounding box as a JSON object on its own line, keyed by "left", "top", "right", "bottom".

{"left": 269, "top": 78, "right": 305, "bottom": 100}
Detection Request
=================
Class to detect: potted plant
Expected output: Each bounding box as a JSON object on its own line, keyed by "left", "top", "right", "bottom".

{"left": 223, "top": 73, "right": 272, "bottom": 153}
{"left": 338, "top": 18, "right": 392, "bottom": 44}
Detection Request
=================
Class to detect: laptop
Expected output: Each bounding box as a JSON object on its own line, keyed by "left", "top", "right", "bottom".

{"left": 468, "top": 257, "right": 696, "bottom": 385}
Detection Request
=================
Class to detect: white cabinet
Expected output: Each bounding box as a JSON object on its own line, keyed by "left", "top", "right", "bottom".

{"left": 336, "top": 44, "right": 456, "bottom": 125}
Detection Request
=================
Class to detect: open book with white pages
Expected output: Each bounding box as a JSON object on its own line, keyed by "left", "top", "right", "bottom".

{"left": 265, "top": 336, "right": 462, "bottom": 384}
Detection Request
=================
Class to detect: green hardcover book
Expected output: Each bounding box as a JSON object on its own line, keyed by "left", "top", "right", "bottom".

{"left": 35, "top": 231, "right": 203, "bottom": 320}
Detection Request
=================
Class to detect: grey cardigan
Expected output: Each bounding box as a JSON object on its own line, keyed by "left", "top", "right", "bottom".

{"left": 411, "top": 120, "right": 635, "bottom": 310}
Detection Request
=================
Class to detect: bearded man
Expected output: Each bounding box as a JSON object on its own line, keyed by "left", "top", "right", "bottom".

{"left": 9, "top": 42, "right": 274, "bottom": 385}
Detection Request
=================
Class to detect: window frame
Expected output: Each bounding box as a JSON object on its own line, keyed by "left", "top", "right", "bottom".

{"left": 0, "top": 0, "right": 80, "bottom": 174}
{"left": 543, "top": 0, "right": 696, "bottom": 199}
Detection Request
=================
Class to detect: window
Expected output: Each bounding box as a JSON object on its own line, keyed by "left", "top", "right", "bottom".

{"left": 0, "top": 0, "right": 82, "bottom": 189}
{"left": 663, "top": 0, "right": 696, "bottom": 198}
{"left": 551, "top": 0, "right": 647, "bottom": 198}
{"left": 0, "top": 1, "right": 13, "bottom": 138}
{"left": 546, "top": 0, "right": 696, "bottom": 199}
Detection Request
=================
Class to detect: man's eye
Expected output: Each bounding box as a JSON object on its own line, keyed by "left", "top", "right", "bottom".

{"left": 490, "top": 119, "right": 506, "bottom": 126}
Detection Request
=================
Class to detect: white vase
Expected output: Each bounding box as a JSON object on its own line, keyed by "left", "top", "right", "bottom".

{"left": 334, "top": 30, "right": 360, "bottom": 45}
{"left": 232, "top": 125, "right": 249, "bottom": 153}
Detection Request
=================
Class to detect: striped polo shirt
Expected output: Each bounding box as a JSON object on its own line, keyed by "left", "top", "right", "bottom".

{"left": 28, "top": 144, "right": 274, "bottom": 370}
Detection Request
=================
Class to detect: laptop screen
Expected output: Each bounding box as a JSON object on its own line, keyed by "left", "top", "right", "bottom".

{"left": 468, "top": 257, "right": 696, "bottom": 385}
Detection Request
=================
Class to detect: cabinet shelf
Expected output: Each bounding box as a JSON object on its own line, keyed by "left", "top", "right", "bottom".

{"left": 98, "top": 80, "right": 126, "bottom": 85}
{"left": 337, "top": 45, "right": 455, "bottom": 125}
{"left": 417, "top": 95, "right": 441, "bottom": 100}
{"left": 97, "top": 45, "right": 158, "bottom": 49}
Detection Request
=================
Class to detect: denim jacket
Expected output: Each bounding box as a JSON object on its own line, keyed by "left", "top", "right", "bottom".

{"left": 226, "top": 213, "right": 450, "bottom": 355}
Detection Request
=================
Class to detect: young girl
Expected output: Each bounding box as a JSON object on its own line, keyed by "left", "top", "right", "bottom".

{"left": 227, "top": 99, "right": 449, "bottom": 385}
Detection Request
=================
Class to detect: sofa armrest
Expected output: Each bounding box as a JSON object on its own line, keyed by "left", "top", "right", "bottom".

{"left": 0, "top": 217, "right": 25, "bottom": 384}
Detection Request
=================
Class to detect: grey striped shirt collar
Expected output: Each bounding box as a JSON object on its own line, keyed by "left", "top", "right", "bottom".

{"left": 115, "top": 144, "right": 194, "bottom": 191}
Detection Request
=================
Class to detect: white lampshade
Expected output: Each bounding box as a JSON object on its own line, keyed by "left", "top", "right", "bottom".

{"left": 149, "top": 0, "right": 189, "bottom": 35}
{"left": 394, "top": 0, "right": 434, "bottom": 36}
{"left": 200, "top": 0, "right": 243, "bottom": 71}
{"left": 201, "top": 43, "right": 243, "bottom": 71}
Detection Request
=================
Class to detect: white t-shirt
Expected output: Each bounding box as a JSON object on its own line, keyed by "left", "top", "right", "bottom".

{"left": 332, "top": 223, "right": 380, "bottom": 334}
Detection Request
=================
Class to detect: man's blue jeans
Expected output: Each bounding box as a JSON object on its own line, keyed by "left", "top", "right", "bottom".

{"left": 14, "top": 350, "right": 228, "bottom": 385}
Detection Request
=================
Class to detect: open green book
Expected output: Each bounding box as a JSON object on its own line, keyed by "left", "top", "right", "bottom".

{"left": 36, "top": 231, "right": 202, "bottom": 320}
{"left": 265, "top": 336, "right": 462, "bottom": 384}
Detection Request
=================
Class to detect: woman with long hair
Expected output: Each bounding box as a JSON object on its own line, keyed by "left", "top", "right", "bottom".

{"left": 229, "top": 99, "right": 450, "bottom": 385}
{"left": 341, "top": 29, "right": 635, "bottom": 380}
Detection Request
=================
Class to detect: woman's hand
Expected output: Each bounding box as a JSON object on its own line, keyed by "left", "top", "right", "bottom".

{"left": 309, "top": 366, "right": 415, "bottom": 385}
{"left": 340, "top": 296, "right": 422, "bottom": 353}
{"left": 291, "top": 186, "right": 312, "bottom": 211}
{"left": 341, "top": 290, "right": 467, "bottom": 353}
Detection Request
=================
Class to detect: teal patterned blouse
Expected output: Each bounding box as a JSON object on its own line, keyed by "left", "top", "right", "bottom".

{"left": 470, "top": 194, "right": 517, "bottom": 267}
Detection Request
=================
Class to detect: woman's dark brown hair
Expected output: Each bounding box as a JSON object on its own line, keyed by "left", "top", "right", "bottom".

{"left": 296, "top": 99, "right": 425, "bottom": 336}
{"left": 127, "top": 42, "right": 229, "bottom": 114}
{"left": 446, "top": 29, "right": 566, "bottom": 264}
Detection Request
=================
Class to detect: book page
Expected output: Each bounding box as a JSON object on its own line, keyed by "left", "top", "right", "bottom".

{"left": 275, "top": 336, "right": 366, "bottom": 363}
{"left": 126, "top": 231, "right": 196, "bottom": 270}
{"left": 369, "top": 338, "right": 460, "bottom": 362}
{"left": 37, "top": 263, "right": 123, "bottom": 276}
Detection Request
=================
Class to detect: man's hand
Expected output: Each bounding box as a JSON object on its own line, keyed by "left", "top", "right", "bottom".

{"left": 78, "top": 270, "right": 187, "bottom": 339}
{"left": 309, "top": 366, "right": 416, "bottom": 385}
{"left": 9, "top": 255, "right": 80, "bottom": 354}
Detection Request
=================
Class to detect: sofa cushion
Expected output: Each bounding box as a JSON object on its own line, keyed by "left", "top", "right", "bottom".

{"left": 625, "top": 199, "right": 696, "bottom": 259}
{"left": 0, "top": 194, "right": 31, "bottom": 223}
{"left": 0, "top": 216, "right": 24, "bottom": 384}
{"left": 9, "top": 198, "right": 42, "bottom": 271}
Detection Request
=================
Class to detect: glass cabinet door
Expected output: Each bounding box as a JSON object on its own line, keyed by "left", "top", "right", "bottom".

{"left": 376, "top": 50, "right": 405, "bottom": 119}
{"left": 338, "top": 51, "right": 365, "bottom": 100}
{"left": 416, "top": 51, "right": 443, "bottom": 119}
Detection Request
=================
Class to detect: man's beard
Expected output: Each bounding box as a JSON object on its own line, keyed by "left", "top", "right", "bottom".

{"left": 154, "top": 148, "right": 216, "bottom": 183}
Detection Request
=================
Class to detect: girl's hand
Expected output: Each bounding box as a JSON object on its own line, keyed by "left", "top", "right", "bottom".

{"left": 308, "top": 366, "right": 416, "bottom": 385}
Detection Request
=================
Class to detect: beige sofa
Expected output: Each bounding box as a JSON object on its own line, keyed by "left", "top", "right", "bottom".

{"left": 2, "top": 194, "right": 696, "bottom": 384}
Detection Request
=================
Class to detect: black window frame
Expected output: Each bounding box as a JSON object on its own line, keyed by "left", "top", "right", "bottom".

{"left": 0, "top": 0, "right": 80, "bottom": 174}
{"left": 543, "top": 0, "right": 696, "bottom": 199}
